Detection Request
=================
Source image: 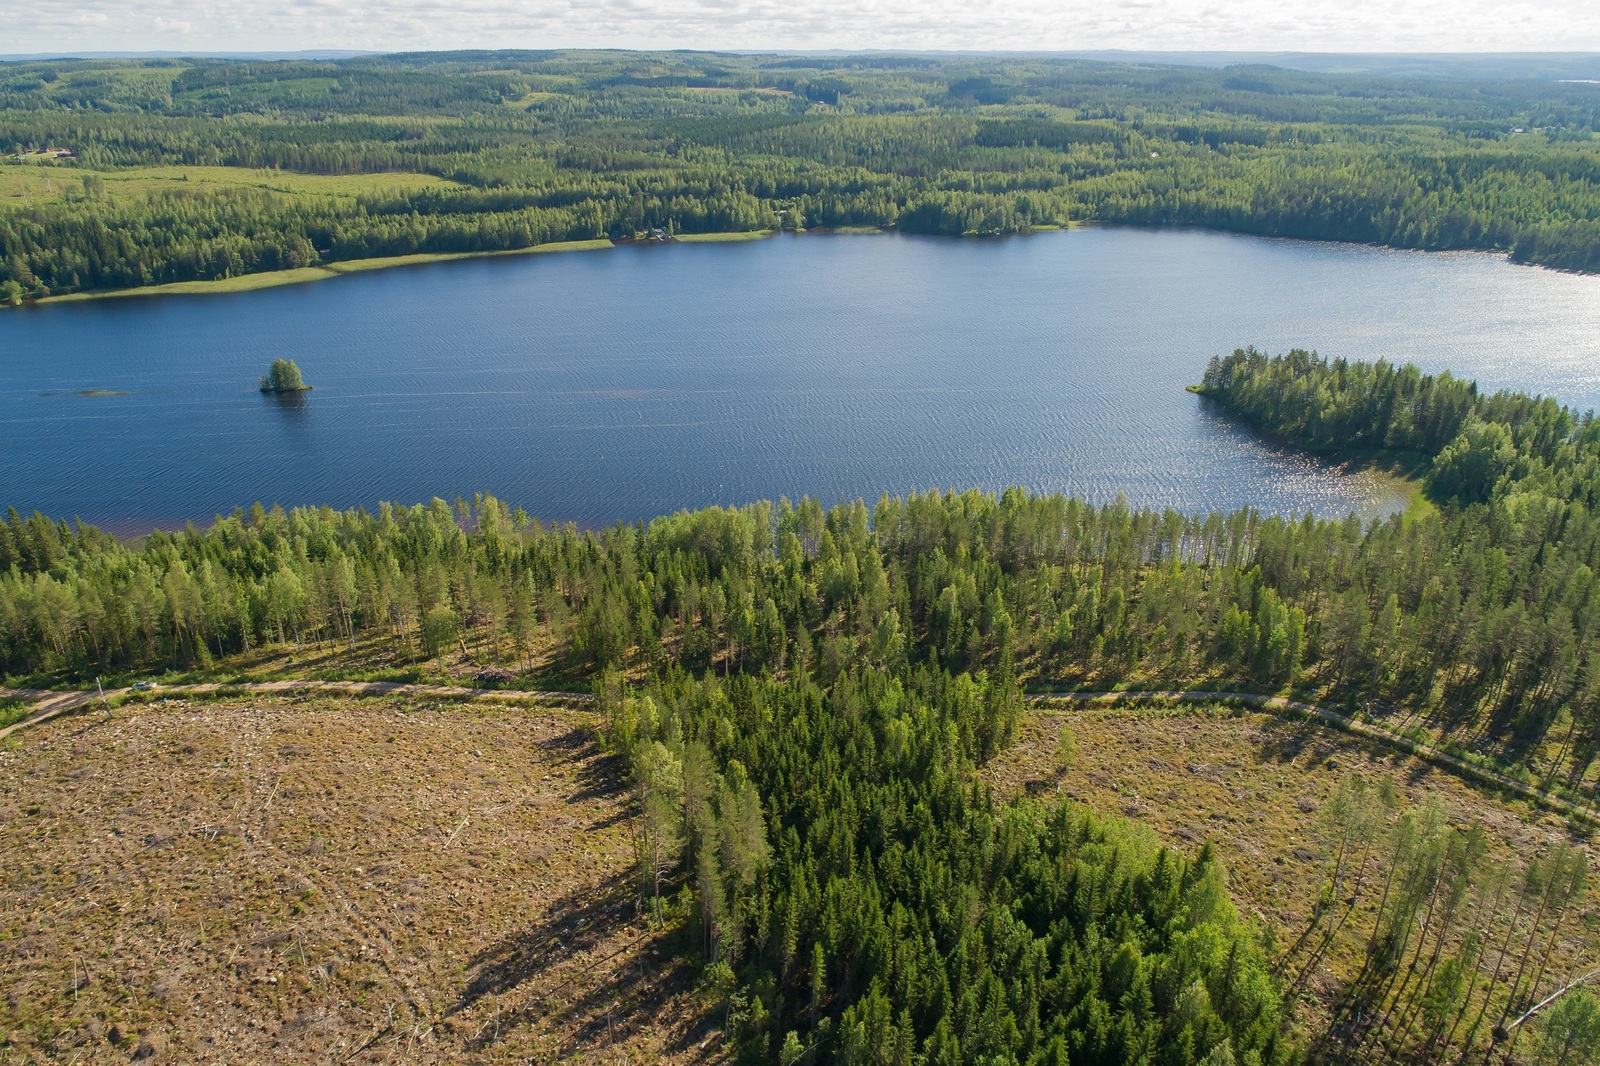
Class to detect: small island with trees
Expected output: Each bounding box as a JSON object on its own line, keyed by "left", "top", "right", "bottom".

{"left": 259, "top": 358, "right": 311, "bottom": 393}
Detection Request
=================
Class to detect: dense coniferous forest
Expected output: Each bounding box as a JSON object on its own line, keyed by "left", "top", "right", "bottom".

{"left": 7, "top": 352, "right": 1600, "bottom": 1059}
{"left": 2, "top": 50, "right": 1599, "bottom": 301}
{"left": 602, "top": 667, "right": 1290, "bottom": 1064}
{"left": 6, "top": 352, "right": 1600, "bottom": 788}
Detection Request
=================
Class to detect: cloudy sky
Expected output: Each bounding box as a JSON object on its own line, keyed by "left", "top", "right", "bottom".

{"left": 9, "top": 0, "right": 1600, "bottom": 56}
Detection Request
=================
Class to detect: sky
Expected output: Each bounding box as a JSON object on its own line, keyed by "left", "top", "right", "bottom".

{"left": 7, "top": 0, "right": 1600, "bottom": 57}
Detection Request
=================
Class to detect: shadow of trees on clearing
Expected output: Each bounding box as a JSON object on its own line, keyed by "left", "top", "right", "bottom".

{"left": 1254, "top": 717, "right": 1339, "bottom": 766}
{"left": 451, "top": 870, "right": 714, "bottom": 1058}
{"left": 534, "top": 724, "right": 631, "bottom": 807}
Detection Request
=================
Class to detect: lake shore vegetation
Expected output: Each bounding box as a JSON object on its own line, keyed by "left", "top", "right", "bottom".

{"left": 7, "top": 351, "right": 1600, "bottom": 1060}
{"left": 2, "top": 52, "right": 1600, "bottom": 303}
{"left": 34, "top": 237, "right": 617, "bottom": 303}
{"left": 4, "top": 352, "right": 1598, "bottom": 786}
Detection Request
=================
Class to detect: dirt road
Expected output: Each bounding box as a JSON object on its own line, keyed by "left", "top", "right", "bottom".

{"left": 1031, "top": 689, "right": 1600, "bottom": 826}
{"left": 6, "top": 680, "right": 1592, "bottom": 825}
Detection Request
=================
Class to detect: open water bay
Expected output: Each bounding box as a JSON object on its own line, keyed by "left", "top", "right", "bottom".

{"left": 3, "top": 226, "right": 1599, "bottom": 529}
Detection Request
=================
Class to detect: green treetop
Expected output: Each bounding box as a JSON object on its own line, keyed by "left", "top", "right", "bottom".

{"left": 259, "top": 358, "right": 310, "bottom": 393}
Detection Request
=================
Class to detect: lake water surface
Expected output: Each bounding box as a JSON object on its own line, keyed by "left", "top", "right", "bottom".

{"left": 4, "top": 226, "right": 1600, "bottom": 529}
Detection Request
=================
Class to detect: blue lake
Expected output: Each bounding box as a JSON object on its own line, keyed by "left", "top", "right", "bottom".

{"left": 3, "top": 226, "right": 1600, "bottom": 530}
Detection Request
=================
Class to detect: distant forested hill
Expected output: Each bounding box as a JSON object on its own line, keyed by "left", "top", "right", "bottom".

{"left": 1, "top": 50, "right": 1598, "bottom": 301}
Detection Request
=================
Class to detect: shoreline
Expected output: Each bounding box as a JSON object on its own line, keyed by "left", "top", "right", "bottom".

{"left": 13, "top": 220, "right": 1560, "bottom": 308}
{"left": 20, "top": 475, "right": 1423, "bottom": 544}
{"left": 670, "top": 230, "right": 777, "bottom": 243}
{"left": 27, "top": 233, "right": 821, "bottom": 305}
{"left": 17, "top": 224, "right": 1080, "bottom": 306}
{"left": 1188, "top": 384, "right": 1436, "bottom": 521}
{"left": 32, "top": 239, "right": 617, "bottom": 305}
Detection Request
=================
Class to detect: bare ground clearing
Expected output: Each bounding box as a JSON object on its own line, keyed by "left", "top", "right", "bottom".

{"left": 994, "top": 704, "right": 1600, "bottom": 1031}
{"left": 9, "top": 690, "right": 1600, "bottom": 1061}
{"left": 0, "top": 695, "right": 721, "bottom": 1064}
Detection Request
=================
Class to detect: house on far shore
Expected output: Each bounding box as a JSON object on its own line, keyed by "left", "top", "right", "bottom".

{"left": 42, "top": 147, "right": 75, "bottom": 158}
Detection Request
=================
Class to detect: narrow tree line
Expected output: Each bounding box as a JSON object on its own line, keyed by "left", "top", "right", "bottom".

{"left": 1281, "top": 775, "right": 1597, "bottom": 1063}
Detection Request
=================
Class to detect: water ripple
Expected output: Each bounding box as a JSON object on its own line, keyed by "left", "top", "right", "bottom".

{"left": 3, "top": 226, "right": 1598, "bottom": 528}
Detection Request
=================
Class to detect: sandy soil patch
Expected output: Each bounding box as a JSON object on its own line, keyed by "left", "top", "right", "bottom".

{"left": 0, "top": 695, "right": 720, "bottom": 1063}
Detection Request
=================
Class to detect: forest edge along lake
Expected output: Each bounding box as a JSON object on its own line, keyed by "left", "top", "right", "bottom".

{"left": 4, "top": 225, "right": 1599, "bottom": 532}
{"left": 34, "top": 237, "right": 618, "bottom": 305}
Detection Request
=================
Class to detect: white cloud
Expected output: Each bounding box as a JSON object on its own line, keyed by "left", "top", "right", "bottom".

{"left": 5, "top": 0, "right": 1599, "bottom": 55}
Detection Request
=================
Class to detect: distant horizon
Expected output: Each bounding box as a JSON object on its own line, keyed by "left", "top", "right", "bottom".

{"left": 5, "top": 47, "right": 1600, "bottom": 80}
{"left": 6, "top": 46, "right": 1600, "bottom": 57}
{"left": 10, "top": 0, "right": 1600, "bottom": 60}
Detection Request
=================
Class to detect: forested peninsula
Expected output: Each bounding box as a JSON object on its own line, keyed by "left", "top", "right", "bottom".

{"left": 2, "top": 51, "right": 1600, "bottom": 302}
{"left": 7, "top": 352, "right": 1600, "bottom": 1060}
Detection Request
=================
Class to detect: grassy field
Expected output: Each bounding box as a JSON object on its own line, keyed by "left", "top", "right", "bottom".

{"left": 322, "top": 241, "right": 614, "bottom": 272}
{"left": 42, "top": 267, "right": 346, "bottom": 301}
{"left": 0, "top": 163, "right": 454, "bottom": 207}
{"left": 680, "top": 86, "right": 794, "bottom": 96}
{"left": 1400, "top": 474, "right": 1440, "bottom": 523}
{"left": 670, "top": 230, "right": 776, "bottom": 243}
{"left": 0, "top": 693, "right": 722, "bottom": 1063}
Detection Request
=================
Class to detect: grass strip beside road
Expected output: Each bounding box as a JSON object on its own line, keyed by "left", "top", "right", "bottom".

{"left": 0, "top": 680, "right": 592, "bottom": 741}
